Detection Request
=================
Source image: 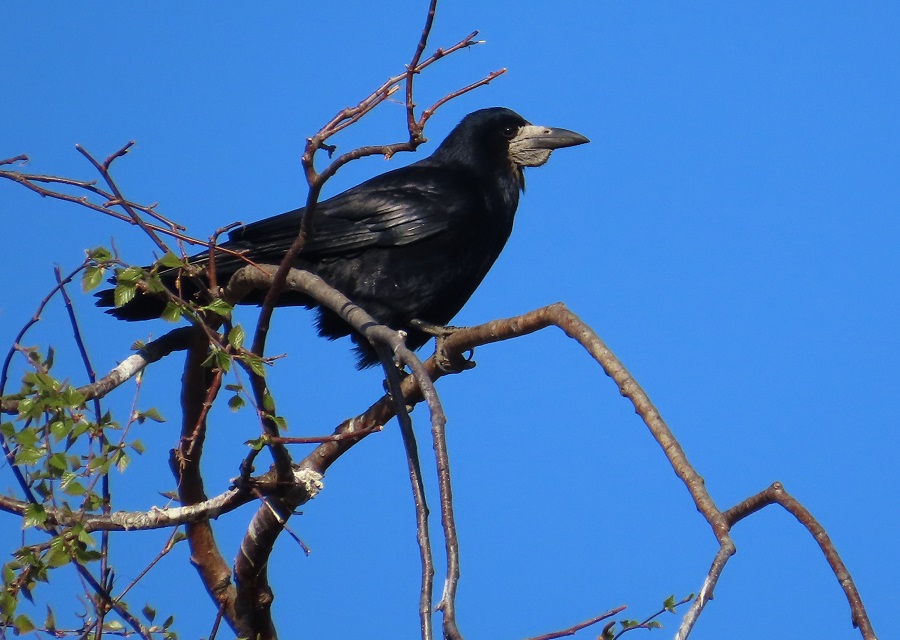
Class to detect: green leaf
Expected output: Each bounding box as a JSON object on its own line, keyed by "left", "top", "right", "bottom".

{"left": 87, "top": 246, "right": 113, "bottom": 263}
{"left": 73, "top": 548, "right": 103, "bottom": 563}
{"left": 214, "top": 350, "right": 232, "bottom": 373}
{"left": 23, "top": 504, "right": 47, "bottom": 529}
{"left": 228, "top": 324, "right": 245, "bottom": 350}
{"left": 13, "top": 614, "right": 35, "bottom": 635}
{"left": 44, "top": 606, "right": 56, "bottom": 632}
{"left": 261, "top": 389, "right": 275, "bottom": 412}
{"left": 113, "top": 283, "right": 136, "bottom": 307}
{"left": 71, "top": 420, "right": 90, "bottom": 439}
{"left": 60, "top": 385, "right": 86, "bottom": 408}
{"left": 49, "top": 420, "right": 69, "bottom": 443}
{"left": 74, "top": 525, "right": 95, "bottom": 547}
{"left": 81, "top": 266, "right": 105, "bottom": 292}
{"left": 130, "top": 439, "right": 146, "bottom": 454}
{"left": 144, "top": 273, "right": 168, "bottom": 294}
{"left": 663, "top": 595, "right": 676, "bottom": 613}
{"left": 45, "top": 539, "right": 70, "bottom": 568}
{"left": 0, "top": 593, "right": 15, "bottom": 619}
{"left": 103, "top": 620, "right": 124, "bottom": 632}
{"left": 142, "top": 604, "right": 157, "bottom": 623}
{"left": 140, "top": 407, "right": 165, "bottom": 423}
{"left": 158, "top": 251, "right": 185, "bottom": 269}
{"left": 245, "top": 355, "right": 266, "bottom": 378}
{"left": 273, "top": 415, "right": 288, "bottom": 431}
{"left": 201, "top": 298, "right": 233, "bottom": 317}
{"left": 114, "top": 450, "right": 131, "bottom": 473}
{"left": 12, "top": 426, "right": 38, "bottom": 447}
{"left": 161, "top": 301, "right": 183, "bottom": 323}
{"left": 228, "top": 394, "right": 245, "bottom": 412}
{"left": 162, "top": 615, "right": 175, "bottom": 629}
{"left": 117, "top": 266, "right": 144, "bottom": 283}
{"left": 245, "top": 436, "right": 266, "bottom": 451}
{"left": 15, "top": 445, "right": 44, "bottom": 466}
{"left": 47, "top": 452, "right": 68, "bottom": 471}
{"left": 60, "top": 473, "right": 86, "bottom": 496}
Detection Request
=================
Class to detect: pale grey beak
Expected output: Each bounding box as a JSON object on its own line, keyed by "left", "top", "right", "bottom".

{"left": 508, "top": 124, "right": 590, "bottom": 167}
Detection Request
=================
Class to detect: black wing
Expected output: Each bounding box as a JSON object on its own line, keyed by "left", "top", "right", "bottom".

{"left": 226, "top": 163, "right": 479, "bottom": 260}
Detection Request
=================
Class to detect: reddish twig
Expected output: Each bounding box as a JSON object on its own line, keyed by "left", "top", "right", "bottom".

{"left": 527, "top": 605, "right": 627, "bottom": 640}
{"left": 75, "top": 142, "right": 172, "bottom": 255}
{"left": 269, "top": 424, "right": 383, "bottom": 444}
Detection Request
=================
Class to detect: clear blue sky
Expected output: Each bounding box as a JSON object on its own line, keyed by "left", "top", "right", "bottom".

{"left": 2, "top": 3, "right": 897, "bottom": 639}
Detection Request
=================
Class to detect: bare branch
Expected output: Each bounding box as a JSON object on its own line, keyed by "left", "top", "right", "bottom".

{"left": 173, "top": 328, "right": 240, "bottom": 635}
{"left": 718, "top": 482, "right": 877, "bottom": 640}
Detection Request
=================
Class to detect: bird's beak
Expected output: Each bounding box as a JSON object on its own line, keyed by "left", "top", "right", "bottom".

{"left": 509, "top": 124, "right": 590, "bottom": 167}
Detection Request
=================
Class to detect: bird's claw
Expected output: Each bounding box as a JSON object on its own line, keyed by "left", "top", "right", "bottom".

{"left": 409, "top": 319, "right": 460, "bottom": 338}
{"left": 410, "top": 319, "right": 476, "bottom": 373}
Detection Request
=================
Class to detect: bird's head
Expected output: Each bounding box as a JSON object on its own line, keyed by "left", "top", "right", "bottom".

{"left": 431, "top": 107, "right": 589, "bottom": 183}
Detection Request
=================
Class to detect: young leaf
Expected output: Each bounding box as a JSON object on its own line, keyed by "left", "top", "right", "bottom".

{"left": 158, "top": 251, "right": 185, "bottom": 269}
{"left": 201, "top": 298, "right": 233, "bottom": 317}
{"left": 13, "top": 614, "right": 35, "bottom": 635}
{"left": 45, "top": 539, "right": 71, "bottom": 568}
{"left": 140, "top": 407, "right": 166, "bottom": 423}
{"left": 81, "top": 266, "right": 105, "bottom": 292}
{"left": 228, "top": 394, "right": 245, "bottom": 412}
{"left": 87, "top": 246, "right": 113, "bottom": 263}
{"left": 117, "top": 266, "right": 144, "bottom": 283}
{"left": 161, "top": 302, "right": 183, "bottom": 323}
{"left": 23, "top": 504, "right": 47, "bottom": 529}
{"left": 113, "top": 283, "right": 136, "bottom": 307}
{"left": 663, "top": 595, "right": 676, "bottom": 613}
{"left": 228, "top": 324, "right": 245, "bottom": 350}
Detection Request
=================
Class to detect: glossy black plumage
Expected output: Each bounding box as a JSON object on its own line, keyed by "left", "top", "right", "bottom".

{"left": 98, "top": 107, "right": 588, "bottom": 367}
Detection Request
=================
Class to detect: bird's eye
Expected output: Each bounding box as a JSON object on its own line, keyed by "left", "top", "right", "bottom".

{"left": 500, "top": 125, "right": 519, "bottom": 139}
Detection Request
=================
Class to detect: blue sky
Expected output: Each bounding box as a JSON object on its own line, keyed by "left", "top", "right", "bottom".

{"left": 2, "top": 3, "right": 897, "bottom": 639}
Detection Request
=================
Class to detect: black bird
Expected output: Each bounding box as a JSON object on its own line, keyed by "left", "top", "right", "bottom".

{"left": 98, "top": 107, "right": 589, "bottom": 367}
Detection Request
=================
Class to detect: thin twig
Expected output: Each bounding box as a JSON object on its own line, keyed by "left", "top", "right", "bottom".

{"left": 527, "top": 605, "right": 626, "bottom": 640}
{"left": 376, "top": 344, "right": 434, "bottom": 640}
{"left": 55, "top": 267, "right": 114, "bottom": 604}
{"left": 75, "top": 143, "right": 171, "bottom": 255}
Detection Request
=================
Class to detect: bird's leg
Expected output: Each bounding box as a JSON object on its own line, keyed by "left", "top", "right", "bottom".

{"left": 409, "top": 319, "right": 476, "bottom": 373}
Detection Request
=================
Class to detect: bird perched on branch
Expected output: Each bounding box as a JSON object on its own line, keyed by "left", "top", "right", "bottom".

{"left": 98, "top": 107, "right": 588, "bottom": 367}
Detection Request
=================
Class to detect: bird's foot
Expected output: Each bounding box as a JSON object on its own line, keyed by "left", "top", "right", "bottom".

{"left": 409, "top": 319, "right": 476, "bottom": 373}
